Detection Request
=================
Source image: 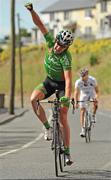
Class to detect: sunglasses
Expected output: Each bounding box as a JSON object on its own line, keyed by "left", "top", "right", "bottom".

{"left": 81, "top": 73, "right": 88, "bottom": 77}
{"left": 56, "top": 41, "right": 68, "bottom": 48}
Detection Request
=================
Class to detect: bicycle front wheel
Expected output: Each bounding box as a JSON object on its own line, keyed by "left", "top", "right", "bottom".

{"left": 59, "top": 130, "right": 65, "bottom": 172}
{"left": 84, "top": 111, "right": 89, "bottom": 143}
{"left": 53, "top": 121, "right": 59, "bottom": 176}
{"left": 87, "top": 114, "right": 92, "bottom": 142}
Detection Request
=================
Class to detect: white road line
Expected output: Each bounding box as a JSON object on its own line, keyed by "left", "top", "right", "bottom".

{"left": 101, "top": 160, "right": 111, "bottom": 170}
{"left": 0, "top": 109, "right": 52, "bottom": 158}
{"left": 0, "top": 133, "right": 44, "bottom": 157}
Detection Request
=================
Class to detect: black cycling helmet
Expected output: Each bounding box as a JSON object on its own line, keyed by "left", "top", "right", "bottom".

{"left": 56, "top": 30, "right": 74, "bottom": 46}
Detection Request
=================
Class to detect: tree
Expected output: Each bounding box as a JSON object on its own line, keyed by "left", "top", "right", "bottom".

{"left": 9, "top": 0, "right": 16, "bottom": 114}
{"left": 20, "top": 28, "right": 31, "bottom": 37}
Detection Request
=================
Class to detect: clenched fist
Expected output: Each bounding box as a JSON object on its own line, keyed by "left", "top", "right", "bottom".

{"left": 25, "top": 2, "right": 33, "bottom": 11}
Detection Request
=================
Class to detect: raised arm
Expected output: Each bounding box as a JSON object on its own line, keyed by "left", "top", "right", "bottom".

{"left": 25, "top": 3, "right": 48, "bottom": 35}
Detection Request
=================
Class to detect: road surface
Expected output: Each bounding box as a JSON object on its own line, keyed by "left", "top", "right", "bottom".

{"left": 0, "top": 107, "right": 111, "bottom": 179}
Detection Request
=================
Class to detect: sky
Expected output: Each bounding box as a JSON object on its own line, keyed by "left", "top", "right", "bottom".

{"left": 0, "top": 0, "right": 58, "bottom": 38}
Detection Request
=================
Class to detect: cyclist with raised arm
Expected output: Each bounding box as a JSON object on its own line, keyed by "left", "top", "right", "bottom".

{"left": 74, "top": 68, "right": 99, "bottom": 137}
{"left": 25, "top": 2, "right": 75, "bottom": 165}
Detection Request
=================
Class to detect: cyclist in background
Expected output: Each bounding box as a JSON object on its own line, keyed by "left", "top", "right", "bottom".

{"left": 74, "top": 68, "right": 99, "bottom": 137}
{"left": 25, "top": 2, "right": 75, "bottom": 165}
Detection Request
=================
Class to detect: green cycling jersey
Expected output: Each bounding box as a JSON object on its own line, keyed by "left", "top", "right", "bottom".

{"left": 44, "top": 32, "right": 72, "bottom": 81}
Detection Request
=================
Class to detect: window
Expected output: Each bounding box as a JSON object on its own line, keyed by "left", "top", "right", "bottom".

{"left": 64, "top": 11, "right": 70, "bottom": 20}
{"left": 100, "top": 19, "right": 105, "bottom": 30}
{"left": 101, "top": 0, "right": 107, "bottom": 12}
{"left": 50, "top": 13, "right": 55, "bottom": 21}
{"left": 85, "top": 9, "right": 92, "bottom": 18}
{"left": 100, "top": 18, "right": 111, "bottom": 32}
{"left": 106, "top": 16, "right": 111, "bottom": 28}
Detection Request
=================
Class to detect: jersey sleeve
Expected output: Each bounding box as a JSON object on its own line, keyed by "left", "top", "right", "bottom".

{"left": 44, "top": 32, "right": 55, "bottom": 48}
{"left": 93, "top": 77, "right": 98, "bottom": 86}
{"left": 75, "top": 80, "right": 79, "bottom": 89}
{"left": 60, "top": 52, "right": 72, "bottom": 70}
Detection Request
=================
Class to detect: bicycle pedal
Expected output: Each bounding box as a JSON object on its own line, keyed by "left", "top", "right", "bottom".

{"left": 80, "top": 134, "right": 85, "bottom": 138}
{"left": 51, "top": 147, "right": 54, "bottom": 151}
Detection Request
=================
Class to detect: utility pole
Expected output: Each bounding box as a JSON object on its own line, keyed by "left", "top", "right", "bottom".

{"left": 17, "top": 13, "right": 24, "bottom": 108}
{"left": 9, "top": 0, "right": 16, "bottom": 114}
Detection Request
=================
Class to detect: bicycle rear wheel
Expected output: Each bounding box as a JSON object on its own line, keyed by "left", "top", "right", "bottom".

{"left": 59, "top": 149, "right": 64, "bottom": 172}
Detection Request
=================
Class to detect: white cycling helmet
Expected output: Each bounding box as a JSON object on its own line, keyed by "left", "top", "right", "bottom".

{"left": 80, "top": 68, "right": 89, "bottom": 77}
{"left": 56, "top": 30, "right": 74, "bottom": 46}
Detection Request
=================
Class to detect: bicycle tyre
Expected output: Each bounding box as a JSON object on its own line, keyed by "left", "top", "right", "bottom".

{"left": 53, "top": 121, "right": 59, "bottom": 177}
{"left": 87, "top": 114, "right": 92, "bottom": 142}
{"left": 88, "top": 129, "right": 91, "bottom": 142}
{"left": 59, "top": 150, "right": 64, "bottom": 172}
{"left": 59, "top": 150, "right": 66, "bottom": 171}
{"left": 84, "top": 111, "right": 89, "bottom": 143}
{"left": 59, "top": 131, "right": 64, "bottom": 172}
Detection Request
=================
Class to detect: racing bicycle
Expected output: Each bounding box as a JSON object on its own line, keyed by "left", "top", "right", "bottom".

{"left": 37, "top": 90, "right": 74, "bottom": 176}
{"left": 76, "top": 98, "right": 96, "bottom": 143}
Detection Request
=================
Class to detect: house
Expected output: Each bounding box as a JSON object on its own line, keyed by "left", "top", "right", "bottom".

{"left": 41, "top": 0, "right": 97, "bottom": 39}
{"left": 96, "top": 0, "right": 111, "bottom": 38}
{"left": 32, "top": 0, "right": 111, "bottom": 43}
